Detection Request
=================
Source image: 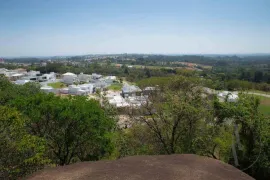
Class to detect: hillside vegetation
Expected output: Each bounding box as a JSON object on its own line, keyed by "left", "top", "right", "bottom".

{"left": 0, "top": 74, "right": 269, "bottom": 179}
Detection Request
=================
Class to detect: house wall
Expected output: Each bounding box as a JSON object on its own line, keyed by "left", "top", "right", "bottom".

{"left": 63, "top": 75, "right": 77, "bottom": 85}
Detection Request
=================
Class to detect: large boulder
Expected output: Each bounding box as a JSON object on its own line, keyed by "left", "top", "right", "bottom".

{"left": 28, "top": 154, "right": 253, "bottom": 180}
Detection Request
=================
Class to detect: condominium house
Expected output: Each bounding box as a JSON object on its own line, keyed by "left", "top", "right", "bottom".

{"left": 62, "top": 72, "right": 78, "bottom": 85}
{"left": 14, "top": 79, "right": 30, "bottom": 85}
{"left": 217, "top": 91, "right": 239, "bottom": 102}
{"left": 0, "top": 68, "right": 26, "bottom": 80}
{"left": 22, "top": 71, "right": 56, "bottom": 82}
{"left": 91, "top": 73, "right": 102, "bottom": 80}
{"left": 78, "top": 73, "right": 91, "bottom": 83}
{"left": 41, "top": 86, "right": 56, "bottom": 94}
{"left": 121, "top": 84, "right": 142, "bottom": 98}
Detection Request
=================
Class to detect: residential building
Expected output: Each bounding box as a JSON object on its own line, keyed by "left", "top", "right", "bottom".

{"left": 121, "top": 84, "right": 142, "bottom": 98}
{"left": 41, "top": 86, "right": 56, "bottom": 93}
{"left": 78, "top": 73, "right": 91, "bottom": 82}
{"left": 62, "top": 72, "right": 78, "bottom": 85}
{"left": 92, "top": 73, "right": 102, "bottom": 80}
{"left": 217, "top": 91, "right": 239, "bottom": 102}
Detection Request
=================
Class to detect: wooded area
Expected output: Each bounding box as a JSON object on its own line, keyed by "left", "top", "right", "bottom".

{"left": 0, "top": 74, "right": 269, "bottom": 179}
{"left": 1, "top": 54, "right": 269, "bottom": 179}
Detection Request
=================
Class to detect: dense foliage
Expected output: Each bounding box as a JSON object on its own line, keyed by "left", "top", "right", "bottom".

{"left": 0, "top": 106, "right": 49, "bottom": 179}
{"left": 214, "top": 93, "right": 270, "bottom": 179}
{"left": 118, "top": 76, "right": 270, "bottom": 179}
{"left": 0, "top": 77, "right": 116, "bottom": 178}
{"left": 0, "top": 55, "right": 270, "bottom": 179}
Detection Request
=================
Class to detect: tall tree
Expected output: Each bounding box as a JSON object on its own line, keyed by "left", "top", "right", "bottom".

{"left": 214, "top": 94, "right": 270, "bottom": 179}
{"left": 11, "top": 94, "right": 116, "bottom": 165}
{"left": 254, "top": 71, "right": 264, "bottom": 83}
{"left": 0, "top": 106, "right": 49, "bottom": 179}
{"left": 130, "top": 77, "right": 214, "bottom": 154}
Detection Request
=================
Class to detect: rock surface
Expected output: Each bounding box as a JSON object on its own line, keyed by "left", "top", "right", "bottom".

{"left": 28, "top": 154, "right": 253, "bottom": 180}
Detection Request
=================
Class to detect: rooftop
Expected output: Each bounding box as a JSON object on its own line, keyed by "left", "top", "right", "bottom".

{"left": 122, "top": 84, "right": 141, "bottom": 93}
{"left": 63, "top": 72, "right": 76, "bottom": 76}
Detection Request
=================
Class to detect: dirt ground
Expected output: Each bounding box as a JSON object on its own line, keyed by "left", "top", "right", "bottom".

{"left": 27, "top": 154, "right": 253, "bottom": 180}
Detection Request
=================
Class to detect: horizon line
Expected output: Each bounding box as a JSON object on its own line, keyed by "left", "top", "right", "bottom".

{"left": 2, "top": 52, "right": 270, "bottom": 59}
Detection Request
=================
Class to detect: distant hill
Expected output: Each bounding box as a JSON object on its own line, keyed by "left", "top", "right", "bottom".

{"left": 27, "top": 154, "right": 253, "bottom": 180}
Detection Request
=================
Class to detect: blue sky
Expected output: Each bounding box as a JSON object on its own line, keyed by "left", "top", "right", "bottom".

{"left": 0, "top": 0, "right": 270, "bottom": 56}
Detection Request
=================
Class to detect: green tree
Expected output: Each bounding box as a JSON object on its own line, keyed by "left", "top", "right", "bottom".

{"left": 145, "top": 68, "right": 151, "bottom": 78}
{"left": 130, "top": 77, "right": 214, "bottom": 154}
{"left": 119, "top": 77, "right": 123, "bottom": 83}
{"left": 0, "top": 76, "right": 40, "bottom": 106}
{"left": 254, "top": 71, "right": 263, "bottom": 83}
{"left": 0, "top": 106, "right": 49, "bottom": 179}
{"left": 11, "top": 94, "right": 116, "bottom": 165}
{"left": 214, "top": 94, "right": 270, "bottom": 179}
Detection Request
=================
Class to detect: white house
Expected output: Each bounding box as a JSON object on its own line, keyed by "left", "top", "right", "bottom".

{"left": 27, "top": 70, "right": 40, "bottom": 77}
{"left": 103, "top": 76, "right": 116, "bottom": 84}
{"left": 106, "top": 76, "right": 116, "bottom": 80}
{"left": 21, "top": 71, "right": 55, "bottom": 82}
{"left": 22, "top": 76, "right": 38, "bottom": 81}
{"left": 77, "top": 89, "right": 87, "bottom": 96}
{"left": 68, "top": 85, "right": 88, "bottom": 95}
{"left": 227, "top": 94, "right": 239, "bottom": 102}
{"left": 127, "top": 96, "right": 147, "bottom": 107}
{"left": 62, "top": 72, "right": 77, "bottom": 85}
{"left": 0, "top": 68, "right": 7, "bottom": 75}
{"left": 218, "top": 91, "right": 238, "bottom": 102}
{"left": 94, "top": 80, "right": 109, "bottom": 89}
{"left": 39, "top": 72, "right": 56, "bottom": 82}
{"left": 59, "top": 88, "right": 69, "bottom": 94}
{"left": 92, "top": 73, "right": 102, "bottom": 80}
{"left": 10, "top": 73, "right": 24, "bottom": 81}
{"left": 58, "top": 84, "right": 94, "bottom": 95}
{"left": 122, "top": 84, "right": 142, "bottom": 98}
{"left": 108, "top": 95, "right": 129, "bottom": 107}
{"left": 14, "top": 79, "right": 30, "bottom": 85}
{"left": 0, "top": 68, "right": 28, "bottom": 80}
{"left": 78, "top": 83, "right": 94, "bottom": 94}
{"left": 68, "top": 85, "right": 80, "bottom": 94}
{"left": 78, "top": 73, "right": 91, "bottom": 82}
{"left": 41, "top": 86, "right": 55, "bottom": 93}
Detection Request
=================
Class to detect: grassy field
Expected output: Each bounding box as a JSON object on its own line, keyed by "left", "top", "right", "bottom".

{"left": 108, "top": 83, "right": 123, "bottom": 91}
{"left": 47, "top": 82, "right": 66, "bottom": 88}
{"left": 255, "top": 95, "right": 270, "bottom": 116}
{"left": 132, "top": 65, "right": 172, "bottom": 69}
{"left": 132, "top": 64, "right": 200, "bottom": 70}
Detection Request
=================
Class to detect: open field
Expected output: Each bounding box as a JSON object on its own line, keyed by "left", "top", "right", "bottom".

{"left": 254, "top": 95, "right": 270, "bottom": 116}
{"left": 132, "top": 65, "right": 171, "bottom": 69}
{"left": 47, "top": 82, "right": 66, "bottom": 88}
{"left": 108, "top": 83, "right": 123, "bottom": 91}
{"left": 259, "top": 97, "right": 270, "bottom": 116}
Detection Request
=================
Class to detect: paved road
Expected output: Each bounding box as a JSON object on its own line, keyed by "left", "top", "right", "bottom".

{"left": 246, "top": 92, "right": 270, "bottom": 98}
{"left": 204, "top": 88, "right": 270, "bottom": 98}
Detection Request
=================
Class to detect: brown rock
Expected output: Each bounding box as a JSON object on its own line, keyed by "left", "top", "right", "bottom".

{"left": 27, "top": 154, "right": 253, "bottom": 180}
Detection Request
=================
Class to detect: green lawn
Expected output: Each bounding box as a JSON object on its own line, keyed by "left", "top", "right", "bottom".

{"left": 108, "top": 83, "right": 123, "bottom": 91}
{"left": 259, "top": 105, "right": 270, "bottom": 117}
{"left": 254, "top": 95, "right": 270, "bottom": 116}
{"left": 47, "top": 82, "right": 66, "bottom": 88}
